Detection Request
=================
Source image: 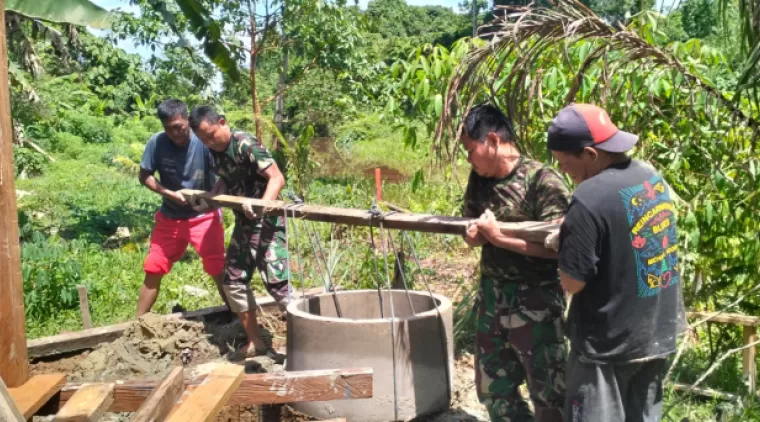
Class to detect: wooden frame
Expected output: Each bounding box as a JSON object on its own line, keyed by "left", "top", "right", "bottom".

{"left": 687, "top": 311, "right": 760, "bottom": 393}
{"left": 28, "top": 287, "right": 327, "bottom": 359}
{"left": 36, "top": 368, "right": 372, "bottom": 415}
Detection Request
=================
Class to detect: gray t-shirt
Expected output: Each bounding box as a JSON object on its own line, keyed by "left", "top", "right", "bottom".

{"left": 140, "top": 132, "right": 216, "bottom": 219}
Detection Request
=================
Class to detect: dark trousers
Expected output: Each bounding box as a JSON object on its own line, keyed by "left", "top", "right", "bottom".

{"left": 565, "top": 351, "right": 666, "bottom": 422}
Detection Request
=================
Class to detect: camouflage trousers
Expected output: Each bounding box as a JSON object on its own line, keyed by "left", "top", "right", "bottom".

{"left": 225, "top": 215, "right": 290, "bottom": 302}
{"left": 475, "top": 277, "right": 568, "bottom": 422}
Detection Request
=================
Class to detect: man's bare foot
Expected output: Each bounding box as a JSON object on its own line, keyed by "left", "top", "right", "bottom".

{"left": 236, "top": 342, "right": 285, "bottom": 363}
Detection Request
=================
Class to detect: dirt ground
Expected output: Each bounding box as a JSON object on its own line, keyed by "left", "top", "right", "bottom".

{"left": 30, "top": 305, "right": 488, "bottom": 422}
{"left": 30, "top": 249, "right": 490, "bottom": 422}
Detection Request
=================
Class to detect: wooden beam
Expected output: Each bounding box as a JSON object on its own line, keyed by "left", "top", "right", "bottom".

{"left": 0, "top": 0, "right": 30, "bottom": 388}
{"left": 670, "top": 383, "right": 739, "bottom": 401}
{"left": 8, "top": 373, "right": 67, "bottom": 419}
{"left": 179, "top": 189, "right": 559, "bottom": 244}
{"left": 131, "top": 367, "right": 184, "bottom": 422}
{"left": 28, "top": 287, "right": 325, "bottom": 359}
{"left": 686, "top": 311, "right": 760, "bottom": 326}
{"left": 38, "top": 368, "right": 373, "bottom": 414}
{"left": 166, "top": 364, "right": 243, "bottom": 422}
{"left": 53, "top": 383, "right": 114, "bottom": 422}
{"left": 0, "top": 376, "right": 24, "bottom": 422}
{"left": 27, "top": 321, "right": 132, "bottom": 359}
{"left": 744, "top": 325, "right": 758, "bottom": 394}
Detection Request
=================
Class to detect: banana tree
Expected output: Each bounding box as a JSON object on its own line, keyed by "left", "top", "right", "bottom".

{"left": 4, "top": 0, "right": 114, "bottom": 99}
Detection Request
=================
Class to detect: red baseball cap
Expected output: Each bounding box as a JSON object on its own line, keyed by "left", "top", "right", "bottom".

{"left": 547, "top": 104, "right": 638, "bottom": 153}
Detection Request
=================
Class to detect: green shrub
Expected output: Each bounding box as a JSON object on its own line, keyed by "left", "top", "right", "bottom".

{"left": 13, "top": 146, "right": 47, "bottom": 178}
{"left": 141, "top": 116, "right": 163, "bottom": 133}
{"left": 113, "top": 125, "right": 152, "bottom": 145}
{"left": 21, "top": 233, "right": 83, "bottom": 321}
{"left": 50, "top": 132, "right": 86, "bottom": 158}
{"left": 60, "top": 113, "right": 114, "bottom": 144}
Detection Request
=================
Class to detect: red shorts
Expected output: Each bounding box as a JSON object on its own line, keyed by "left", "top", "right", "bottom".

{"left": 144, "top": 209, "right": 225, "bottom": 276}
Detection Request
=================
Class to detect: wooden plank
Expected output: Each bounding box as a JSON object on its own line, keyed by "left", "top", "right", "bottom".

{"left": 27, "top": 321, "right": 132, "bottom": 359}
{"left": 54, "top": 383, "right": 114, "bottom": 422}
{"left": 0, "top": 376, "right": 24, "bottom": 422}
{"left": 39, "top": 368, "right": 373, "bottom": 414}
{"left": 744, "top": 325, "right": 758, "bottom": 394}
{"left": 132, "top": 367, "right": 184, "bottom": 422}
{"left": 8, "top": 373, "right": 67, "bottom": 418}
{"left": 686, "top": 311, "right": 760, "bottom": 326}
{"left": 228, "top": 367, "right": 373, "bottom": 406}
{"left": 179, "top": 189, "right": 559, "bottom": 243}
{"left": 28, "top": 288, "right": 324, "bottom": 359}
{"left": 0, "top": 0, "right": 30, "bottom": 388}
{"left": 671, "top": 383, "right": 739, "bottom": 401}
{"left": 77, "top": 285, "right": 92, "bottom": 329}
{"left": 166, "top": 364, "right": 243, "bottom": 422}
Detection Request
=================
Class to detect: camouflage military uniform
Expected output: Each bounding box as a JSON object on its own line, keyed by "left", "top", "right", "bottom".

{"left": 463, "top": 157, "right": 571, "bottom": 422}
{"left": 210, "top": 131, "right": 290, "bottom": 303}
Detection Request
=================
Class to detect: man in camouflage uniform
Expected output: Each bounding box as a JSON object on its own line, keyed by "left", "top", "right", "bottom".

{"left": 461, "top": 104, "right": 571, "bottom": 422}
{"left": 189, "top": 105, "right": 289, "bottom": 357}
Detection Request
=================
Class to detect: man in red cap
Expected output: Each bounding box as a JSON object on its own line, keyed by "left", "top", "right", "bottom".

{"left": 546, "top": 104, "right": 686, "bottom": 422}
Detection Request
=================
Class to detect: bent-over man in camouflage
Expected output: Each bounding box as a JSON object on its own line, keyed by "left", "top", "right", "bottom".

{"left": 461, "top": 104, "right": 571, "bottom": 422}
{"left": 189, "top": 105, "right": 289, "bottom": 358}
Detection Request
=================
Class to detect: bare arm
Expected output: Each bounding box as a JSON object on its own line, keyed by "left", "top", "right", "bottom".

{"left": 240, "top": 163, "right": 285, "bottom": 220}
{"left": 259, "top": 163, "right": 285, "bottom": 201}
{"left": 559, "top": 269, "right": 586, "bottom": 294}
{"left": 475, "top": 211, "right": 558, "bottom": 259}
{"left": 481, "top": 230, "right": 559, "bottom": 259}
{"left": 139, "top": 169, "right": 186, "bottom": 205}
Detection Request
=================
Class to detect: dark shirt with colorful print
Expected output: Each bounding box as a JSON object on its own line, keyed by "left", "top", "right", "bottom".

{"left": 463, "top": 156, "right": 571, "bottom": 284}
{"left": 559, "top": 159, "right": 687, "bottom": 363}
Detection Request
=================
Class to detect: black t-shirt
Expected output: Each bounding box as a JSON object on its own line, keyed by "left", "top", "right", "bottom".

{"left": 559, "top": 159, "right": 687, "bottom": 363}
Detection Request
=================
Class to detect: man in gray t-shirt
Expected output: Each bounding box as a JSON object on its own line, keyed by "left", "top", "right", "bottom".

{"left": 547, "top": 103, "right": 686, "bottom": 422}
{"left": 137, "top": 99, "right": 227, "bottom": 315}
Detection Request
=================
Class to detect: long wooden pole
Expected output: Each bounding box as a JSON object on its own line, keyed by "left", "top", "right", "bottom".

{"left": 0, "top": 0, "right": 31, "bottom": 387}
{"left": 179, "top": 189, "right": 560, "bottom": 244}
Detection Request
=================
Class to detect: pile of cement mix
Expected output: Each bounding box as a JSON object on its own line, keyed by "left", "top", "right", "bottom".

{"left": 70, "top": 313, "right": 244, "bottom": 382}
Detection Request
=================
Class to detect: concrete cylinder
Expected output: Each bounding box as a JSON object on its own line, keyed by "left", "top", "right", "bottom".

{"left": 285, "top": 289, "right": 454, "bottom": 422}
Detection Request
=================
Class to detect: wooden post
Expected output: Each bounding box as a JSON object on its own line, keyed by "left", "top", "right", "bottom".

{"left": 375, "top": 168, "right": 382, "bottom": 202}
{"left": 392, "top": 236, "right": 406, "bottom": 290}
{"left": 76, "top": 285, "right": 92, "bottom": 329}
{"left": 0, "top": 0, "right": 30, "bottom": 388}
{"left": 744, "top": 325, "right": 757, "bottom": 393}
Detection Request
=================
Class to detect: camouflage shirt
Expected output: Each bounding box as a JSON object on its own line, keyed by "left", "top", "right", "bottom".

{"left": 210, "top": 131, "right": 278, "bottom": 220}
{"left": 463, "top": 157, "right": 571, "bottom": 284}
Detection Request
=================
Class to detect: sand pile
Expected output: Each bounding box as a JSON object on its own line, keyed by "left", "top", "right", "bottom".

{"left": 70, "top": 313, "right": 247, "bottom": 382}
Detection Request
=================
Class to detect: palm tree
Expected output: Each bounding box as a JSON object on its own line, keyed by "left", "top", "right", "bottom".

{"left": 718, "top": 0, "right": 759, "bottom": 105}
